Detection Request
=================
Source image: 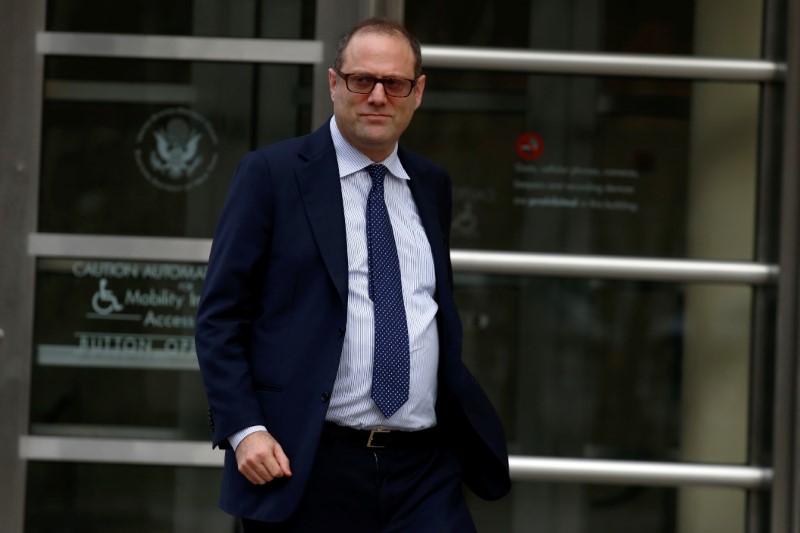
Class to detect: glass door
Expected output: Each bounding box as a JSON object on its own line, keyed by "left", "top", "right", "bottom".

{"left": 3, "top": 0, "right": 797, "bottom": 531}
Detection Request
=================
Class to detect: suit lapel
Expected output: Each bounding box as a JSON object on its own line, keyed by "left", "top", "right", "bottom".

{"left": 293, "top": 128, "right": 452, "bottom": 310}
{"left": 295, "top": 125, "right": 349, "bottom": 307}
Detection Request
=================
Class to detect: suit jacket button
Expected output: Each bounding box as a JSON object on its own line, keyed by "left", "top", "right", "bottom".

{"left": 338, "top": 326, "right": 346, "bottom": 337}
{"left": 321, "top": 392, "right": 331, "bottom": 402}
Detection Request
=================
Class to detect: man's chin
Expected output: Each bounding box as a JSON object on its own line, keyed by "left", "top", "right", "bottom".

{"left": 355, "top": 128, "right": 395, "bottom": 147}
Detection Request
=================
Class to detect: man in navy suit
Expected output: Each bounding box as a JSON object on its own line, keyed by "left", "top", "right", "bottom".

{"left": 195, "top": 17, "right": 511, "bottom": 532}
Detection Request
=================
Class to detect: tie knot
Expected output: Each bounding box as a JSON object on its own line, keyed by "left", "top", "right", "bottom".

{"left": 367, "top": 164, "right": 388, "bottom": 184}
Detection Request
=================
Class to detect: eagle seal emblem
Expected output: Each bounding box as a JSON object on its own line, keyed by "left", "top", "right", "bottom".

{"left": 135, "top": 107, "right": 219, "bottom": 192}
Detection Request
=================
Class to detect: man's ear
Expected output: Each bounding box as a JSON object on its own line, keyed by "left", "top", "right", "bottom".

{"left": 328, "top": 68, "right": 338, "bottom": 102}
{"left": 413, "top": 74, "right": 426, "bottom": 110}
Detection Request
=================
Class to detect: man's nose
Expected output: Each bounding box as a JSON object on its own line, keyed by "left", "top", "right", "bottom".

{"left": 367, "top": 81, "right": 388, "bottom": 103}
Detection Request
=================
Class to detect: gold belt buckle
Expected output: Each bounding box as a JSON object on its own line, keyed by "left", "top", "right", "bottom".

{"left": 367, "top": 428, "right": 390, "bottom": 448}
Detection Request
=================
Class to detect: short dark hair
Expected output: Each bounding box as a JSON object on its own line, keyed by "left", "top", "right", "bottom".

{"left": 333, "top": 17, "right": 423, "bottom": 78}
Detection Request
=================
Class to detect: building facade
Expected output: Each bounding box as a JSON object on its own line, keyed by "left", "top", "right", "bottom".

{"left": 2, "top": 0, "right": 799, "bottom": 531}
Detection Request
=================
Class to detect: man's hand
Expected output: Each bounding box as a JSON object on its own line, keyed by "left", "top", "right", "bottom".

{"left": 235, "top": 431, "right": 293, "bottom": 485}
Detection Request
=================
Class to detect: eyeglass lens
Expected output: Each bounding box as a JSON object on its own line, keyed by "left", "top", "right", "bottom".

{"left": 346, "top": 75, "right": 413, "bottom": 97}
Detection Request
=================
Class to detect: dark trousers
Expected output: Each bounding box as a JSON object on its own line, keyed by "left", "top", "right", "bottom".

{"left": 241, "top": 427, "right": 475, "bottom": 533}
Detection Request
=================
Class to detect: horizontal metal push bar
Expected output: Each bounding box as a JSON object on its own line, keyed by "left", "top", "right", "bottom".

{"left": 35, "top": 32, "right": 782, "bottom": 82}
{"left": 19, "top": 435, "right": 771, "bottom": 489}
{"left": 510, "top": 456, "right": 772, "bottom": 489}
{"left": 36, "top": 32, "right": 323, "bottom": 64}
{"left": 29, "top": 233, "right": 213, "bottom": 262}
{"left": 29, "top": 233, "right": 777, "bottom": 285}
{"left": 422, "top": 45, "right": 784, "bottom": 82}
{"left": 451, "top": 249, "right": 777, "bottom": 285}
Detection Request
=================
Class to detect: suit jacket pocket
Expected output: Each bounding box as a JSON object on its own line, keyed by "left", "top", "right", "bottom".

{"left": 253, "top": 382, "right": 283, "bottom": 392}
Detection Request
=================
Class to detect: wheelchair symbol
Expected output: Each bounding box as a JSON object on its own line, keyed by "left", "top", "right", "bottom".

{"left": 91, "top": 278, "right": 124, "bottom": 315}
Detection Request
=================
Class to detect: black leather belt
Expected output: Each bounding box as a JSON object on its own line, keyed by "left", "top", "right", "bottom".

{"left": 322, "top": 422, "right": 438, "bottom": 449}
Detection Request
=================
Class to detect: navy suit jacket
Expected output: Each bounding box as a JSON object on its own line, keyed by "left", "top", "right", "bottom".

{"left": 195, "top": 121, "right": 511, "bottom": 522}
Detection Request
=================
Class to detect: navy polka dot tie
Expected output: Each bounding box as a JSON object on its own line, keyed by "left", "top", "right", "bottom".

{"left": 366, "top": 164, "right": 410, "bottom": 418}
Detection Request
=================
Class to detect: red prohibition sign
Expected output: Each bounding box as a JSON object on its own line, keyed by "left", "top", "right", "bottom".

{"left": 516, "top": 132, "right": 544, "bottom": 161}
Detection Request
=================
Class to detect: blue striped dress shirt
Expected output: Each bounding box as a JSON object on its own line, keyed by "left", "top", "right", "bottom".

{"left": 325, "top": 117, "right": 439, "bottom": 431}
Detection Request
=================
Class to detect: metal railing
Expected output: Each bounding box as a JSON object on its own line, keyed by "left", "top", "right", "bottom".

{"left": 510, "top": 455, "right": 771, "bottom": 489}
{"left": 422, "top": 45, "right": 784, "bottom": 81}
{"left": 19, "top": 435, "right": 772, "bottom": 490}
{"left": 451, "top": 249, "right": 777, "bottom": 285}
{"left": 36, "top": 32, "right": 323, "bottom": 64}
{"left": 29, "top": 233, "right": 778, "bottom": 285}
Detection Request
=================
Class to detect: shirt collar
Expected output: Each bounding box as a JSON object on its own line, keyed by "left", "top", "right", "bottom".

{"left": 329, "top": 117, "right": 410, "bottom": 181}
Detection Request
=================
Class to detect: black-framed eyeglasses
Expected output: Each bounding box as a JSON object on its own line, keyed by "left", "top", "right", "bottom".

{"left": 334, "top": 69, "right": 418, "bottom": 98}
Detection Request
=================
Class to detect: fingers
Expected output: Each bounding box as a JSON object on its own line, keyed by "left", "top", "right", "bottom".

{"left": 235, "top": 431, "right": 293, "bottom": 485}
{"left": 273, "top": 441, "right": 293, "bottom": 478}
